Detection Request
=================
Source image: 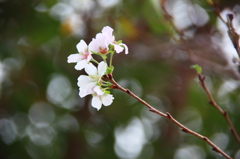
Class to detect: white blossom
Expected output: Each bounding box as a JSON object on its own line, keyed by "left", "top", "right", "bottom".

{"left": 91, "top": 86, "right": 114, "bottom": 110}
{"left": 67, "top": 40, "right": 92, "bottom": 70}
{"left": 77, "top": 61, "right": 107, "bottom": 97}
{"left": 101, "top": 26, "right": 129, "bottom": 54}
{"left": 89, "top": 26, "right": 128, "bottom": 54}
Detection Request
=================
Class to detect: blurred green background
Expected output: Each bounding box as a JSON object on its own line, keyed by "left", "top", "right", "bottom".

{"left": 1, "top": 0, "right": 240, "bottom": 158}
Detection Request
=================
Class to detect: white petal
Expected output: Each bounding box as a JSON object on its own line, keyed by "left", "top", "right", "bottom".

{"left": 79, "top": 88, "right": 89, "bottom": 98}
{"left": 102, "top": 26, "right": 114, "bottom": 42}
{"left": 86, "top": 53, "right": 92, "bottom": 62}
{"left": 76, "top": 40, "right": 88, "bottom": 53}
{"left": 102, "top": 26, "right": 113, "bottom": 36}
{"left": 67, "top": 54, "right": 82, "bottom": 63}
{"left": 119, "top": 43, "right": 129, "bottom": 54}
{"left": 81, "top": 81, "right": 95, "bottom": 91}
{"left": 77, "top": 75, "right": 92, "bottom": 87}
{"left": 98, "top": 61, "right": 107, "bottom": 76}
{"left": 93, "top": 86, "right": 104, "bottom": 95}
{"left": 79, "top": 83, "right": 95, "bottom": 97}
{"left": 96, "top": 33, "right": 109, "bottom": 49}
{"left": 75, "top": 60, "right": 87, "bottom": 70}
{"left": 85, "top": 63, "right": 97, "bottom": 75}
{"left": 80, "top": 83, "right": 95, "bottom": 97}
{"left": 102, "top": 94, "right": 114, "bottom": 106}
{"left": 91, "top": 96, "right": 102, "bottom": 110}
{"left": 88, "top": 38, "right": 98, "bottom": 53}
{"left": 114, "top": 44, "right": 124, "bottom": 53}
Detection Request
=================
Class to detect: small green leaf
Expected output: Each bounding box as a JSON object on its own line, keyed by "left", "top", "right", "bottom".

{"left": 190, "top": 64, "right": 202, "bottom": 74}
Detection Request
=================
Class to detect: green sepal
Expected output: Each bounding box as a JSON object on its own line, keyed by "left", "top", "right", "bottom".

{"left": 100, "top": 54, "right": 107, "bottom": 61}
{"left": 190, "top": 64, "right": 202, "bottom": 74}
{"left": 104, "top": 90, "right": 110, "bottom": 94}
{"left": 117, "top": 40, "right": 122, "bottom": 44}
{"left": 109, "top": 45, "right": 114, "bottom": 50}
{"left": 106, "top": 66, "right": 114, "bottom": 74}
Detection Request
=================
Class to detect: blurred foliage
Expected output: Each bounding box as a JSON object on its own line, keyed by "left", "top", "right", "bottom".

{"left": 1, "top": 0, "right": 240, "bottom": 159}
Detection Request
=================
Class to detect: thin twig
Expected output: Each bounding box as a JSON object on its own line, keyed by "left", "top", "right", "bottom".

{"left": 198, "top": 74, "right": 240, "bottom": 144}
{"left": 103, "top": 74, "right": 232, "bottom": 159}
{"left": 212, "top": 3, "right": 240, "bottom": 59}
{"left": 160, "top": 0, "right": 240, "bottom": 145}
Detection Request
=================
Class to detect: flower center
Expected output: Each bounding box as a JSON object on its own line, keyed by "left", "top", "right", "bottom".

{"left": 82, "top": 51, "right": 89, "bottom": 59}
{"left": 99, "top": 48, "right": 107, "bottom": 54}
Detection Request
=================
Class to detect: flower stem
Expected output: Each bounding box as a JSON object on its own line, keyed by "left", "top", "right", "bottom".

{"left": 91, "top": 58, "right": 99, "bottom": 64}
{"left": 109, "top": 52, "right": 114, "bottom": 67}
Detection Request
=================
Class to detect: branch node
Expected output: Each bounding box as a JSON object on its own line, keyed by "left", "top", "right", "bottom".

{"left": 209, "top": 101, "right": 214, "bottom": 105}
{"left": 166, "top": 112, "right": 172, "bottom": 119}
{"left": 202, "top": 137, "right": 207, "bottom": 141}
{"left": 181, "top": 128, "right": 188, "bottom": 133}
{"left": 102, "top": 75, "right": 108, "bottom": 79}
{"left": 149, "top": 108, "right": 154, "bottom": 112}
{"left": 126, "top": 89, "right": 131, "bottom": 94}
{"left": 110, "top": 85, "right": 118, "bottom": 89}
{"left": 107, "top": 73, "right": 113, "bottom": 79}
{"left": 223, "top": 110, "right": 227, "bottom": 116}
{"left": 212, "top": 147, "right": 218, "bottom": 152}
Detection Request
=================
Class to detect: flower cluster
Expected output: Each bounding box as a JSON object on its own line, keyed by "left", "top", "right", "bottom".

{"left": 67, "top": 26, "right": 128, "bottom": 110}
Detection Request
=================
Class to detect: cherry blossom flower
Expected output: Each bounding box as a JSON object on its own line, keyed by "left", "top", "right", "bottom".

{"left": 67, "top": 40, "right": 92, "bottom": 70}
{"left": 89, "top": 26, "right": 128, "bottom": 54}
{"left": 89, "top": 33, "right": 109, "bottom": 54}
{"left": 91, "top": 87, "right": 114, "bottom": 110}
{"left": 101, "top": 26, "right": 129, "bottom": 54}
{"left": 77, "top": 61, "right": 107, "bottom": 97}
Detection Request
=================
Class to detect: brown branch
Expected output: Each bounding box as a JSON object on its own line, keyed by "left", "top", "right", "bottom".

{"left": 212, "top": 3, "right": 240, "bottom": 60}
{"left": 103, "top": 74, "right": 232, "bottom": 159}
{"left": 198, "top": 74, "right": 240, "bottom": 144}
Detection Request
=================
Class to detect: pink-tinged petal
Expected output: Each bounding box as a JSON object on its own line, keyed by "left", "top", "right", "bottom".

{"left": 96, "top": 33, "right": 109, "bottom": 49}
{"left": 67, "top": 54, "right": 82, "bottom": 63}
{"left": 89, "top": 34, "right": 109, "bottom": 54}
{"left": 102, "top": 26, "right": 113, "bottom": 35}
{"left": 77, "top": 75, "right": 92, "bottom": 87}
{"left": 113, "top": 44, "right": 124, "bottom": 53}
{"left": 98, "top": 61, "right": 107, "bottom": 77}
{"left": 93, "top": 86, "right": 104, "bottom": 95}
{"left": 75, "top": 60, "right": 87, "bottom": 70}
{"left": 92, "top": 96, "right": 102, "bottom": 110}
{"left": 86, "top": 53, "right": 92, "bottom": 62}
{"left": 102, "top": 94, "right": 114, "bottom": 106}
{"left": 76, "top": 40, "right": 88, "bottom": 53}
{"left": 119, "top": 43, "right": 129, "bottom": 54}
{"left": 85, "top": 63, "right": 97, "bottom": 75}
{"left": 102, "top": 26, "right": 114, "bottom": 42}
